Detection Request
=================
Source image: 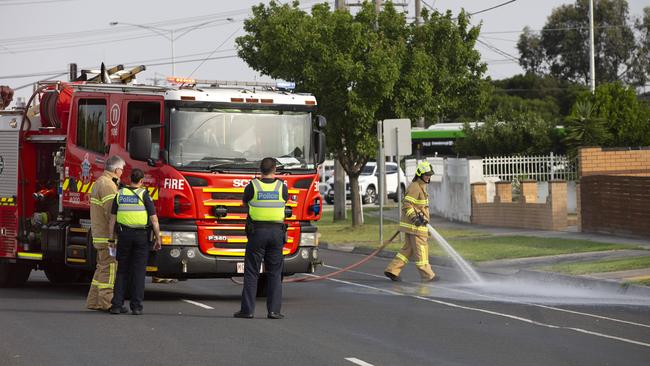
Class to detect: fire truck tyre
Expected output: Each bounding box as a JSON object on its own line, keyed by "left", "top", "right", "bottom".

{"left": 0, "top": 263, "right": 32, "bottom": 288}
{"left": 363, "top": 185, "right": 377, "bottom": 204}
{"left": 44, "top": 264, "right": 84, "bottom": 284}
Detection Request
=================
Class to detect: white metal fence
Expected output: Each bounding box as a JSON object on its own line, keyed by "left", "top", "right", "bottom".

{"left": 482, "top": 153, "right": 577, "bottom": 182}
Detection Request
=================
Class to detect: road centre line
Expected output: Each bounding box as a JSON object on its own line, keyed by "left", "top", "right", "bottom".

{"left": 181, "top": 299, "right": 214, "bottom": 310}
{"left": 345, "top": 357, "right": 375, "bottom": 366}
{"left": 322, "top": 264, "right": 650, "bottom": 329}
{"left": 313, "top": 271, "right": 650, "bottom": 348}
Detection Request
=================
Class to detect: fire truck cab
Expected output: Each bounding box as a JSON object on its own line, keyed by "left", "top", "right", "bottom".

{"left": 0, "top": 73, "right": 326, "bottom": 291}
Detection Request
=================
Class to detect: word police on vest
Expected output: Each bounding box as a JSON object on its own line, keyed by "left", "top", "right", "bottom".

{"left": 118, "top": 195, "right": 140, "bottom": 205}
{"left": 258, "top": 191, "right": 280, "bottom": 200}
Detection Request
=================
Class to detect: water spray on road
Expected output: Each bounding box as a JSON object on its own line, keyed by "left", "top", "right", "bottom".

{"left": 427, "top": 224, "right": 483, "bottom": 284}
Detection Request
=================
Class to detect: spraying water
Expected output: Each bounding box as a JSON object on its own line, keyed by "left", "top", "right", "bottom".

{"left": 427, "top": 224, "right": 483, "bottom": 283}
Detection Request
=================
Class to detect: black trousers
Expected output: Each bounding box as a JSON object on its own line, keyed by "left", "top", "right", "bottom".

{"left": 240, "top": 226, "right": 285, "bottom": 315}
{"left": 112, "top": 230, "right": 149, "bottom": 311}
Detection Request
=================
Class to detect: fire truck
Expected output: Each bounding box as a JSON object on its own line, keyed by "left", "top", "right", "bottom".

{"left": 0, "top": 64, "right": 326, "bottom": 292}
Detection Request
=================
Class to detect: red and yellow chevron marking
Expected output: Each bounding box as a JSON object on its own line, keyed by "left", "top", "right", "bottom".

{"left": 61, "top": 178, "right": 159, "bottom": 200}
{"left": 0, "top": 196, "right": 16, "bottom": 206}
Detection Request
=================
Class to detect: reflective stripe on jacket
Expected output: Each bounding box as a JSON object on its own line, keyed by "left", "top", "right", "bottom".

{"left": 90, "top": 171, "right": 119, "bottom": 245}
{"left": 248, "top": 179, "right": 286, "bottom": 222}
{"left": 399, "top": 179, "right": 430, "bottom": 237}
{"left": 115, "top": 187, "right": 148, "bottom": 228}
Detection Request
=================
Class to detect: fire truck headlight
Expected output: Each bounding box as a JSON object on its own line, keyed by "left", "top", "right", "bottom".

{"left": 300, "top": 248, "right": 309, "bottom": 259}
{"left": 160, "top": 231, "right": 197, "bottom": 246}
{"left": 169, "top": 248, "right": 181, "bottom": 258}
{"left": 300, "top": 232, "right": 317, "bottom": 247}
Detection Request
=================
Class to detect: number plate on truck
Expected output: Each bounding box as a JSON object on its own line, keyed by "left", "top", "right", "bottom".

{"left": 236, "top": 262, "right": 264, "bottom": 274}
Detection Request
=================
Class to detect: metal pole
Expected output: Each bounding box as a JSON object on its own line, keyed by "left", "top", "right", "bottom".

{"left": 395, "top": 127, "right": 403, "bottom": 242}
{"left": 171, "top": 29, "right": 176, "bottom": 77}
{"left": 415, "top": 0, "right": 422, "bottom": 25}
{"left": 377, "top": 121, "right": 384, "bottom": 245}
{"left": 588, "top": 0, "right": 596, "bottom": 93}
{"left": 395, "top": 127, "right": 402, "bottom": 213}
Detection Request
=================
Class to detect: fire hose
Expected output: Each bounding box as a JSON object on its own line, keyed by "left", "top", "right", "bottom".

{"left": 230, "top": 231, "right": 401, "bottom": 285}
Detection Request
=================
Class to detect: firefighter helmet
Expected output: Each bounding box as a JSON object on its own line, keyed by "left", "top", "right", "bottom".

{"left": 415, "top": 161, "right": 434, "bottom": 177}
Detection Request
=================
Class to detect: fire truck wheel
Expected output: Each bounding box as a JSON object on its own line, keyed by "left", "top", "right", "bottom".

{"left": 0, "top": 263, "right": 32, "bottom": 288}
{"left": 44, "top": 264, "right": 84, "bottom": 284}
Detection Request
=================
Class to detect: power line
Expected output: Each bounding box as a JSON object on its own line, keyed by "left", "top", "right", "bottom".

{"left": 468, "top": 0, "right": 517, "bottom": 16}
{"left": 0, "top": 0, "right": 75, "bottom": 6}
{"left": 477, "top": 38, "right": 519, "bottom": 62}
{"left": 482, "top": 24, "right": 629, "bottom": 35}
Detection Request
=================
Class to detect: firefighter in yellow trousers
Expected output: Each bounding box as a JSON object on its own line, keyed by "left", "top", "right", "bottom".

{"left": 384, "top": 161, "right": 437, "bottom": 282}
{"left": 86, "top": 156, "right": 124, "bottom": 310}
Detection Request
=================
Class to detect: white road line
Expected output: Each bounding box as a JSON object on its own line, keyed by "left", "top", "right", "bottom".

{"left": 181, "top": 299, "right": 214, "bottom": 310}
{"left": 323, "top": 264, "right": 650, "bottom": 329}
{"left": 345, "top": 357, "right": 375, "bottom": 366}
{"left": 318, "top": 270, "right": 650, "bottom": 349}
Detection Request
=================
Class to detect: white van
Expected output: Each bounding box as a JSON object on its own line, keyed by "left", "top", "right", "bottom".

{"left": 325, "top": 161, "right": 407, "bottom": 204}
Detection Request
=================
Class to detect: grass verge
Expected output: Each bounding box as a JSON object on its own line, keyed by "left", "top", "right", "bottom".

{"left": 538, "top": 256, "right": 650, "bottom": 275}
{"left": 318, "top": 209, "right": 640, "bottom": 262}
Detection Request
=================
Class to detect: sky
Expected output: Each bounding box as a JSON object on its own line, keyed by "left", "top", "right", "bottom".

{"left": 0, "top": 0, "right": 648, "bottom": 103}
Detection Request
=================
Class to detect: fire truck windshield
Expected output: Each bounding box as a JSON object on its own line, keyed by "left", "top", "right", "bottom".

{"left": 168, "top": 108, "right": 314, "bottom": 171}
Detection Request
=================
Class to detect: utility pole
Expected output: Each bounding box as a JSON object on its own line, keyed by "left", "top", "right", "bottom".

{"left": 588, "top": 0, "right": 596, "bottom": 93}
{"left": 415, "top": 0, "right": 425, "bottom": 127}
{"left": 335, "top": 0, "right": 346, "bottom": 10}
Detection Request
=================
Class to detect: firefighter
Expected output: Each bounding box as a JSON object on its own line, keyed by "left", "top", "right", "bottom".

{"left": 234, "top": 158, "right": 288, "bottom": 319}
{"left": 384, "top": 161, "right": 437, "bottom": 282}
{"left": 108, "top": 168, "right": 162, "bottom": 315}
{"left": 86, "top": 156, "right": 124, "bottom": 311}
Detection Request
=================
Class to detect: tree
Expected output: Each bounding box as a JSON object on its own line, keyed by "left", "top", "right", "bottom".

{"left": 237, "top": 1, "right": 487, "bottom": 226}
{"left": 454, "top": 113, "right": 565, "bottom": 157}
{"left": 517, "top": 0, "right": 645, "bottom": 86}
{"left": 517, "top": 27, "right": 546, "bottom": 76}
{"left": 564, "top": 100, "right": 611, "bottom": 153}
{"left": 237, "top": 1, "right": 404, "bottom": 226}
{"left": 385, "top": 8, "right": 486, "bottom": 124}
{"left": 570, "top": 82, "right": 650, "bottom": 147}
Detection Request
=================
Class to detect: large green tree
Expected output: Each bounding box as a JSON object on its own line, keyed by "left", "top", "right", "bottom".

{"left": 237, "top": 1, "right": 403, "bottom": 226}
{"left": 237, "top": 1, "right": 486, "bottom": 226}
{"left": 517, "top": 0, "right": 648, "bottom": 86}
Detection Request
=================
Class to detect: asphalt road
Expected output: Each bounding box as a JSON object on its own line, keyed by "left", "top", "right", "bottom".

{"left": 1, "top": 249, "right": 649, "bottom": 366}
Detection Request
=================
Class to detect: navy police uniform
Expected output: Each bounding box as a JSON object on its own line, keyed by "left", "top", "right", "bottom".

{"left": 110, "top": 186, "right": 156, "bottom": 313}
{"left": 239, "top": 178, "right": 289, "bottom": 317}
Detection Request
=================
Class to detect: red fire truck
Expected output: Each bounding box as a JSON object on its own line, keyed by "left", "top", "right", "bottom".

{"left": 0, "top": 65, "right": 326, "bottom": 291}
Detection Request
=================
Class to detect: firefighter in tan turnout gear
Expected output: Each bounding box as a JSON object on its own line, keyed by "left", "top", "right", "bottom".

{"left": 86, "top": 156, "right": 124, "bottom": 310}
{"left": 384, "top": 161, "right": 437, "bottom": 282}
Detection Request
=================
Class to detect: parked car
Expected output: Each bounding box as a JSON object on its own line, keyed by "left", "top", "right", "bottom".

{"left": 325, "top": 162, "right": 407, "bottom": 204}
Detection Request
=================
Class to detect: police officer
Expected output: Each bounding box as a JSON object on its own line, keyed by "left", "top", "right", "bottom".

{"left": 86, "top": 155, "right": 123, "bottom": 311}
{"left": 384, "top": 161, "right": 437, "bottom": 282}
{"left": 108, "top": 168, "right": 162, "bottom": 315}
{"left": 234, "top": 158, "right": 289, "bottom": 319}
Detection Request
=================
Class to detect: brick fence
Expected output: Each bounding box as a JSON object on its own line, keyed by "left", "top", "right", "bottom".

{"left": 579, "top": 147, "right": 650, "bottom": 177}
{"left": 580, "top": 175, "right": 650, "bottom": 237}
{"left": 470, "top": 181, "right": 567, "bottom": 231}
{"left": 578, "top": 147, "right": 650, "bottom": 238}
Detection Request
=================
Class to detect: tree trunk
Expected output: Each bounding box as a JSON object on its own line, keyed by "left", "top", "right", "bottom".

{"left": 349, "top": 174, "right": 363, "bottom": 227}
{"left": 333, "top": 159, "right": 347, "bottom": 221}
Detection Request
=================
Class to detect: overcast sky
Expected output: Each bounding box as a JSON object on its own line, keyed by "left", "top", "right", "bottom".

{"left": 1, "top": 0, "right": 647, "bottom": 102}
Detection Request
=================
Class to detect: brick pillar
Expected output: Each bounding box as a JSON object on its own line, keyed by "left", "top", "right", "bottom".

{"left": 549, "top": 180, "right": 567, "bottom": 230}
{"left": 495, "top": 181, "right": 512, "bottom": 203}
{"left": 521, "top": 180, "right": 537, "bottom": 203}
{"left": 471, "top": 182, "right": 487, "bottom": 203}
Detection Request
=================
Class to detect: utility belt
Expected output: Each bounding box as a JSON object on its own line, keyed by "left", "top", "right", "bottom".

{"left": 118, "top": 224, "right": 149, "bottom": 233}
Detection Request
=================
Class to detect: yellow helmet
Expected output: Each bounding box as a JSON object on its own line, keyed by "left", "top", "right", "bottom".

{"left": 415, "top": 161, "right": 434, "bottom": 177}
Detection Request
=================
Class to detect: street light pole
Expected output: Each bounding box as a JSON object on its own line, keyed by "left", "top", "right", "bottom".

{"left": 109, "top": 18, "right": 234, "bottom": 77}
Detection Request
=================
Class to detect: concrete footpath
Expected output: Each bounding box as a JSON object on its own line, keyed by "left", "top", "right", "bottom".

{"left": 333, "top": 207, "right": 650, "bottom": 287}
